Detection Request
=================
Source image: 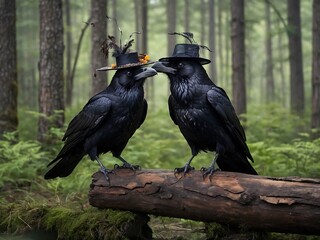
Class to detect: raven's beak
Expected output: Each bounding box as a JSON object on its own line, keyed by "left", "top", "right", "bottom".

{"left": 152, "top": 61, "right": 176, "bottom": 74}
{"left": 134, "top": 67, "right": 157, "bottom": 81}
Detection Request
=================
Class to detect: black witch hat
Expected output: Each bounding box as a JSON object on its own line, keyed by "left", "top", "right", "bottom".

{"left": 96, "top": 35, "right": 152, "bottom": 71}
{"left": 159, "top": 32, "right": 211, "bottom": 65}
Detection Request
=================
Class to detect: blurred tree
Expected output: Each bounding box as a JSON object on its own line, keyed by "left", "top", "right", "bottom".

{"left": 112, "top": 0, "right": 118, "bottom": 40}
{"left": 311, "top": 0, "right": 320, "bottom": 138}
{"left": 65, "top": 0, "right": 73, "bottom": 106}
{"left": 0, "top": 0, "right": 18, "bottom": 136}
{"left": 167, "top": 0, "right": 176, "bottom": 56}
{"left": 287, "top": 0, "right": 304, "bottom": 116}
{"left": 184, "top": 0, "right": 190, "bottom": 39}
{"left": 91, "top": 0, "right": 108, "bottom": 95}
{"left": 200, "top": 0, "right": 206, "bottom": 47}
{"left": 38, "top": 0, "right": 64, "bottom": 142}
{"left": 134, "top": 0, "right": 141, "bottom": 52}
{"left": 231, "top": 0, "right": 246, "bottom": 115}
{"left": 217, "top": 0, "right": 223, "bottom": 84}
{"left": 265, "top": 0, "right": 275, "bottom": 103}
{"left": 208, "top": 0, "right": 217, "bottom": 83}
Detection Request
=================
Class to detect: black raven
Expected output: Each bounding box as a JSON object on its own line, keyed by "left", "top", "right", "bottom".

{"left": 44, "top": 67, "right": 157, "bottom": 179}
{"left": 152, "top": 60, "right": 257, "bottom": 176}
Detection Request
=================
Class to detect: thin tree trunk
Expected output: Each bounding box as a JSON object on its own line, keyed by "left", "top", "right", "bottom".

{"left": 112, "top": 0, "right": 117, "bottom": 40}
{"left": 225, "top": 7, "right": 230, "bottom": 92}
{"left": 184, "top": 0, "right": 190, "bottom": 38}
{"left": 0, "top": 0, "right": 18, "bottom": 136}
{"left": 134, "top": 0, "right": 141, "bottom": 52}
{"left": 265, "top": 0, "right": 275, "bottom": 103}
{"left": 200, "top": 0, "right": 206, "bottom": 47}
{"left": 38, "top": 0, "right": 64, "bottom": 142}
{"left": 231, "top": 0, "right": 246, "bottom": 115}
{"left": 208, "top": 0, "right": 217, "bottom": 83}
{"left": 277, "top": 18, "right": 287, "bottom": 107}
{"left": 65, "top": 0, "right": 72, "bottom": 106}
{"left": 90, "top": 169, "right": 320, "bottom": 235}
{"left": 217, "top": 0, "right": 224, "bottom": 85}
{"left": 91, "top": 0, "right": 107, "bottom": 96}
{"left": 167, "top": 0, "right": 176, "bottom": 56}
{"left": 311, "top": 0, "right": 320, "bottom": 138}
{"left": 287, "top": 0, "right": 304, "bottom": 116}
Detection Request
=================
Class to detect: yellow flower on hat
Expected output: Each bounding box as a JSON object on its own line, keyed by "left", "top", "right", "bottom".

{"left": 111, "top": 63, "right": 117, "bottom": 69}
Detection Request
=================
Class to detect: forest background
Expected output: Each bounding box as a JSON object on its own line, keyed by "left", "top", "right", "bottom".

{"left": 0, "top": 0, "right": 320, "bottom": 239}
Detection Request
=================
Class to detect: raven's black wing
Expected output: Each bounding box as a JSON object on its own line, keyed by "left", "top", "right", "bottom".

{"left": 48, "top": 96, "right": 112, "bottom": 166}
{"left": 138, "top": 99, "right": 148, "bottom": 128}
{"left": 168, "top": 95, "right": 178, "bottom": 125}
{"left": 206, "top": 87, "right": 253, "bottom": 161}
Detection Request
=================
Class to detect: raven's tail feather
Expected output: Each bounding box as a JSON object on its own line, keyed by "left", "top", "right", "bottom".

{"left": 44, "top": 152, "right": 85, "bottom": 179}
{"left": 216, "top": 153, "right": 258, "bottom": 175}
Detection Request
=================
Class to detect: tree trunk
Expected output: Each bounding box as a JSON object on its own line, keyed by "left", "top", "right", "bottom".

{"left": 112, "top": 0, "right": 118, "bottom": 41}
{"left": 184, "top": 0, "right": 190, "bottom": 39}
{"left": 277, "top": 18, "right": 287, "bottom": 107}
{"left": 311, "top": 0, "right": 320, "bottom": 138}
{"left": 287, "top": 0, "right": 304, "bottom": 116}
{"left": 200, "top": 0, "right": 206, "bottom": 47}
{"left": 89, "top": 169, "right": 320, "bottom": 235}
{"left": 265, "top": 0, "right": 275, "bottom": 103}
{"left": 91, "top": 0, "right": 107, "bottom": 96}
{"left": 134, "top": 0, "right": 141, "bottom": 53}
{"left": 217, "top": 0, "right": 223, "bottom": 85}
{"left": 208, "top": 0, "right": 217, "bottom": 83}
{"left": 0, "top": 0, "right": 18, "bottom": 136}
{"left": 65, "top": 0, "right": 72, "bottom": 106}
{"left": 231, "top": 0, "right": 246, "bottom": 115}
{"left": 38, "top": 0, "right": 64, "bottom": 142}
{"left": 167, "top": 0, "right": 176, "bottom": 56}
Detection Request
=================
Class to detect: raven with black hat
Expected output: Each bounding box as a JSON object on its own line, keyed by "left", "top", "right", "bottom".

{"left": 152, "top": 32, "right": 257, "bottom": 177}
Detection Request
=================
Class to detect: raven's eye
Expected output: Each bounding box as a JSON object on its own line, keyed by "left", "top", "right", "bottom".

{"left": 127, "top": 71, "right": 132, "bottom": 77}
{"left": 178, "top": 62, "right": 184, "bottom": 69}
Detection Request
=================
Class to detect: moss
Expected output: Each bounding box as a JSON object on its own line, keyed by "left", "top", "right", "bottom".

{"left": 0, "top": 201, "right": 151, "bottom": 240}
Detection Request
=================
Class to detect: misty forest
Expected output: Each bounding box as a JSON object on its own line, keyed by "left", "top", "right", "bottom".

{"left": 0, "top": 0, "right": 320, "bottom": 239}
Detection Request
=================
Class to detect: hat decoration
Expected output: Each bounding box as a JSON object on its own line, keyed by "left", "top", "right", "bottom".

{"left": 159, "top": 32, "right": 212, "bottom": 65}
{"left": 97, "top": 32, "right": 152, "bottom": 71}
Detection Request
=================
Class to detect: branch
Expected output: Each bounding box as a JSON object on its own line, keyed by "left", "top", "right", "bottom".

{"left": 89, "top": 169, "right": 320, "bottom": 235}
{"left": 70, "top": 17, "right": 92, "bottom": 87}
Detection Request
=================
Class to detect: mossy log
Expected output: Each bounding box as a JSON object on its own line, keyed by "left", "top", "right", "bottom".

{"left": 89, "top": 169, "right": 320, "bottom": 235}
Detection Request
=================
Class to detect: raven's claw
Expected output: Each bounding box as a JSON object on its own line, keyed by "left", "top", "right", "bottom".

{"left": 114, "top": 163, "right": 140, "bottom": 171}
{"left": 174, "top": 164, "right": 195, "bottom": 176}
{"left": 201, "top": 166, "right": 220, "bottom": 179}
{"left": 99, "top": 167, "right": 113, "bottom": 182}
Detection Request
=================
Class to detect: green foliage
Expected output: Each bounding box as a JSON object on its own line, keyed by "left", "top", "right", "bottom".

{"left": 0, "top": 132, "right": 49, "bottom": 189}
{"left": 0, "top": 201, "right": 141, "bottom": 240}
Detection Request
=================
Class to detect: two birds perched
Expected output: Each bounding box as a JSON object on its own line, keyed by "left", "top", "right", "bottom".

{"left": 45, "top": 33, "right": 257, "bottom": 180}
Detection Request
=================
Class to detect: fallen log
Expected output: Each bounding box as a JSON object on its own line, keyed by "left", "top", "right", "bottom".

{"left": 89, "top": 169, "right": 320, "bottom": 235}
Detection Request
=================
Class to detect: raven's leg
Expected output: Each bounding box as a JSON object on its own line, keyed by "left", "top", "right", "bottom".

{"left": 95, "top": 157, "right": 113, "bottom": 181}
{"left": 174, "top": 154, "right": 196, "bottom": 175}
{"left": 201, "top": 153, "right": 220, "bottom": 178}
{"left": 114, "top": 156, "right": 140, "bottom": 170}
{"left": 88, "top": 147, "right": 113, "bottom": 181}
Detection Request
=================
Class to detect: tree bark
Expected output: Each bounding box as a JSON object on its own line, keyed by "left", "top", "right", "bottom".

{"left": 134, "top": 0, "right": 141, "bottom": 53}
{"left": 0, "top": 0, "right": 18, "bottom": 136}
{"left": 91, "top": 0, "right": 107, "bottom": 96}
{"left": 38, "top": 0, "right": 64, "bottom": 142}
{"left": 89, "top": 169, "right": 320, "bottom": 235}
{"left": 231, "top": 0, "right": 246, "bottom": 115}
{"left": 184, "top": 0, "right": 190, "bottom": 40}
{"left": 311, "top": 0, "right": 320, "bottom": 138}
{"left": 167, "top": 0, "right": 176, "bottom": 57}
{"left": 65, "top": 0, "right": 72, "bottom": 106}
{"left": 287, "top": 0, "right": 304, "bottom": 116}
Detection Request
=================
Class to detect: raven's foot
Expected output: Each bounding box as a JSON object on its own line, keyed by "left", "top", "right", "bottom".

{"left": 99, "top": 167, "right": 114, "bottom": 182}
{"left": 114, "top": 162, "right": 141, "bottom": 171}
{"left": 201, "top": 166, "right": 220, "bottom": 179}
{"left": 174, "top": 164, "right": 195, "bottom": 176}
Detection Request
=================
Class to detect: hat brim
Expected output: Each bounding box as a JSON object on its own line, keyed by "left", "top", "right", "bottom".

{"left": 159, "top": 57, "right": 211, "bottom": 65}
{"left": 96, "top": 61, "right": 154, "bottom": 71}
